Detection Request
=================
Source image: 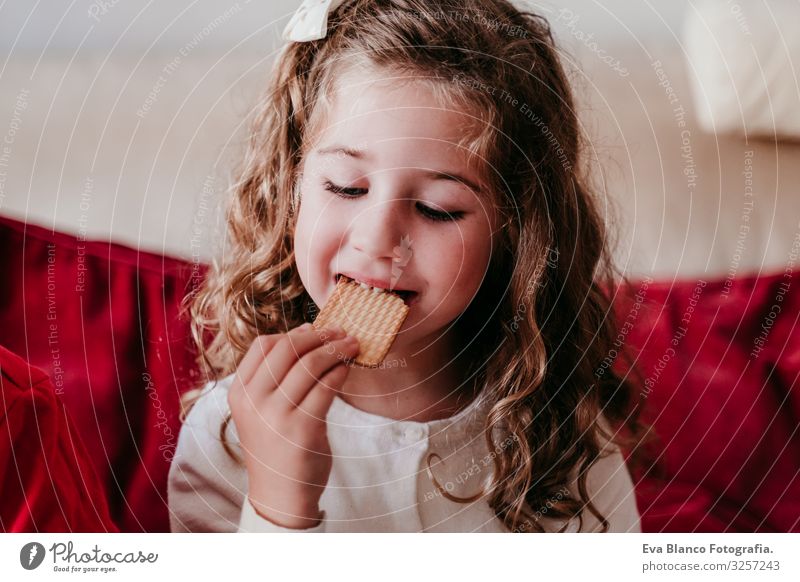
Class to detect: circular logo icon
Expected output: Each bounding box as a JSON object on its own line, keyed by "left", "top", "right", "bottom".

{"left": 20, "top": 542, "right": 46, "bottom": 570}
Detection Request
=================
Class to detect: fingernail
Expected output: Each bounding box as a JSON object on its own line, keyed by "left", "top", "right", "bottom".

{"left": 299, "top": 323, "right": 313, "bottom": 330}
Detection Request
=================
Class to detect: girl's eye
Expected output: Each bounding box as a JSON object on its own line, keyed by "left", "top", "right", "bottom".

{"left": 323, "top": 180, "right": 366, "bottom": 197}
{"left": 323, "top": 180, "right": 465, "bottom": 222}
{"left": 415, "top": 203, "right": 465, "bottom": 222}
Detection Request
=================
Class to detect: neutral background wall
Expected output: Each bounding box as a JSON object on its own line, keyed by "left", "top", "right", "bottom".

{"left": 2, "top": 0, "right": 798, "bottom": 281}
{"left": 0, "top": 1, "right": 689, "bottom": 54}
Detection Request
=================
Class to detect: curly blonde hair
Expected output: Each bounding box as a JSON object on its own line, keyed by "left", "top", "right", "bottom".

{"left": 185, "top": 0, "right": 649, "bottom": 532}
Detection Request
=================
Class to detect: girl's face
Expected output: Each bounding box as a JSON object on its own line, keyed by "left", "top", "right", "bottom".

{"left": 294, "top": 69, "right": 499, "bottom": 351}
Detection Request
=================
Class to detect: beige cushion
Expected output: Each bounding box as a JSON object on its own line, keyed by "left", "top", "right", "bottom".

{"left": 684, "top": 0, "right": 800, "bottom": 139}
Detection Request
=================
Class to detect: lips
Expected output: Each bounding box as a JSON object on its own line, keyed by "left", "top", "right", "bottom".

{"left": 334, "top": 273, "right": 419, "bottom": 307}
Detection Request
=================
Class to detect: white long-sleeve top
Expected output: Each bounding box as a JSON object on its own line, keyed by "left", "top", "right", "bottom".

{"left": 167, "top": 373, "right": 641, "bottom": 533}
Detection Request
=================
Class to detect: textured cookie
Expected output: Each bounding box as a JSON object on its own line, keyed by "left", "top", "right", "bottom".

{"left": 313, "top": 275, "right": 410, "bottom": 367}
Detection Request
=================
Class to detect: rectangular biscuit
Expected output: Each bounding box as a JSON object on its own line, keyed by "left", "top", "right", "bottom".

{"left": 312, "top": 275, "right": 409, "bottom": 367}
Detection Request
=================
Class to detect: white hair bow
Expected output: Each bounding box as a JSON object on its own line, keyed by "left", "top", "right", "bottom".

{"left": 282, "top": 0, "right": 350, "bottom": 42}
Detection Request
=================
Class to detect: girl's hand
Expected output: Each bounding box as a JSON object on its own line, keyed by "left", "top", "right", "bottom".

{"left": 228, "top": 323, "right": 360, "bottom": 529}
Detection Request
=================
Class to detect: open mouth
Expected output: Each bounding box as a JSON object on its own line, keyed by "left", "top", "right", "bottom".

{"left": 334, "top": 274, "right": 419, "bottom": 307}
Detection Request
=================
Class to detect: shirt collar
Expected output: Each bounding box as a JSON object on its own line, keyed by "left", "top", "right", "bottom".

{"left": 327, "top": 388, "right": 492, "bottom": 447}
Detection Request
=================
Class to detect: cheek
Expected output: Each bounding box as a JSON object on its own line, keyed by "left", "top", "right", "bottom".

{"left": 294, "top": 196, "right": 332, "bottom": 284}
{"left": 293, "top": 203, "right": 312, "bottom": 268}
{"left": 293, "top": 215, "right": 310, "bottom": 290}
{"left": 294, "top": 192, "right": 350, "bottom": 293}
{"left": 421, "top": 226, "right": 494, "bottom": 298}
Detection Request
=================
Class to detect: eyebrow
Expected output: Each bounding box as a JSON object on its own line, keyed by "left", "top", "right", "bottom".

{"left": 315, "top": 145, "right": 484, "bottom": 194}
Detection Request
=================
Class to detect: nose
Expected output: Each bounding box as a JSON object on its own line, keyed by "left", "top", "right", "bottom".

{"left": 348, "top": 198, "right": 405, "bottom": 261}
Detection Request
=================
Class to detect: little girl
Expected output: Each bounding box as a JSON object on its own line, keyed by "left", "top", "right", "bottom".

{"left": 168, "top": 0, "right": 645, "bottom": 533}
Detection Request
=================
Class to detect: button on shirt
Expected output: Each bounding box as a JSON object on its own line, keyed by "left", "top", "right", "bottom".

{"left": 167, "top": 374, "right": 641, "bottom": 533}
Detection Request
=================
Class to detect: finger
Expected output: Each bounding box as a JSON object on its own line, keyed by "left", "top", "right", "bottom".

{"left": 230, "top": 328, "right": 309, "bottom": 413}
{"left": 235, "top": 323, "right": 313, "bottom": 386}
{"left": 249, "top": 325, "right": 345, "bottom": 395}
{"left": 296, "top": 362, "right": 349, "bottom": 419}
{"left": 275, "top": 337, "right": 359, "bottom": 408}
{"left": 235, "top": 334, "right": 283, "bottom": 387}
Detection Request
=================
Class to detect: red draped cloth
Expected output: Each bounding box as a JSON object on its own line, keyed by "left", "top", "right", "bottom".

{"left": 0, "top": 215, "right": 203, "bottom": 532}
{"left": 1, "top": 345, "right": 118, "bottom": 532}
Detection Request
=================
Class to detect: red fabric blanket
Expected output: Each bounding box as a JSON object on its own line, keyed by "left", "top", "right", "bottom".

{"left": 0, "top": 214, "right": 797, "bottom": 532}
{"left": 614, "top": 272, "right": 799, "bottom": 532}
{"left": 0, "top": 215, "right": 203, "bottom": 532}
{"left": 1, "top": 344, "right": 118, "bottom": 531}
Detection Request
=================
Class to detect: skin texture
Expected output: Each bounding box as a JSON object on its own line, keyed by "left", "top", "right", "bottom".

{"left": 230, "top": 68, "right": 499, "bottom": 529}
